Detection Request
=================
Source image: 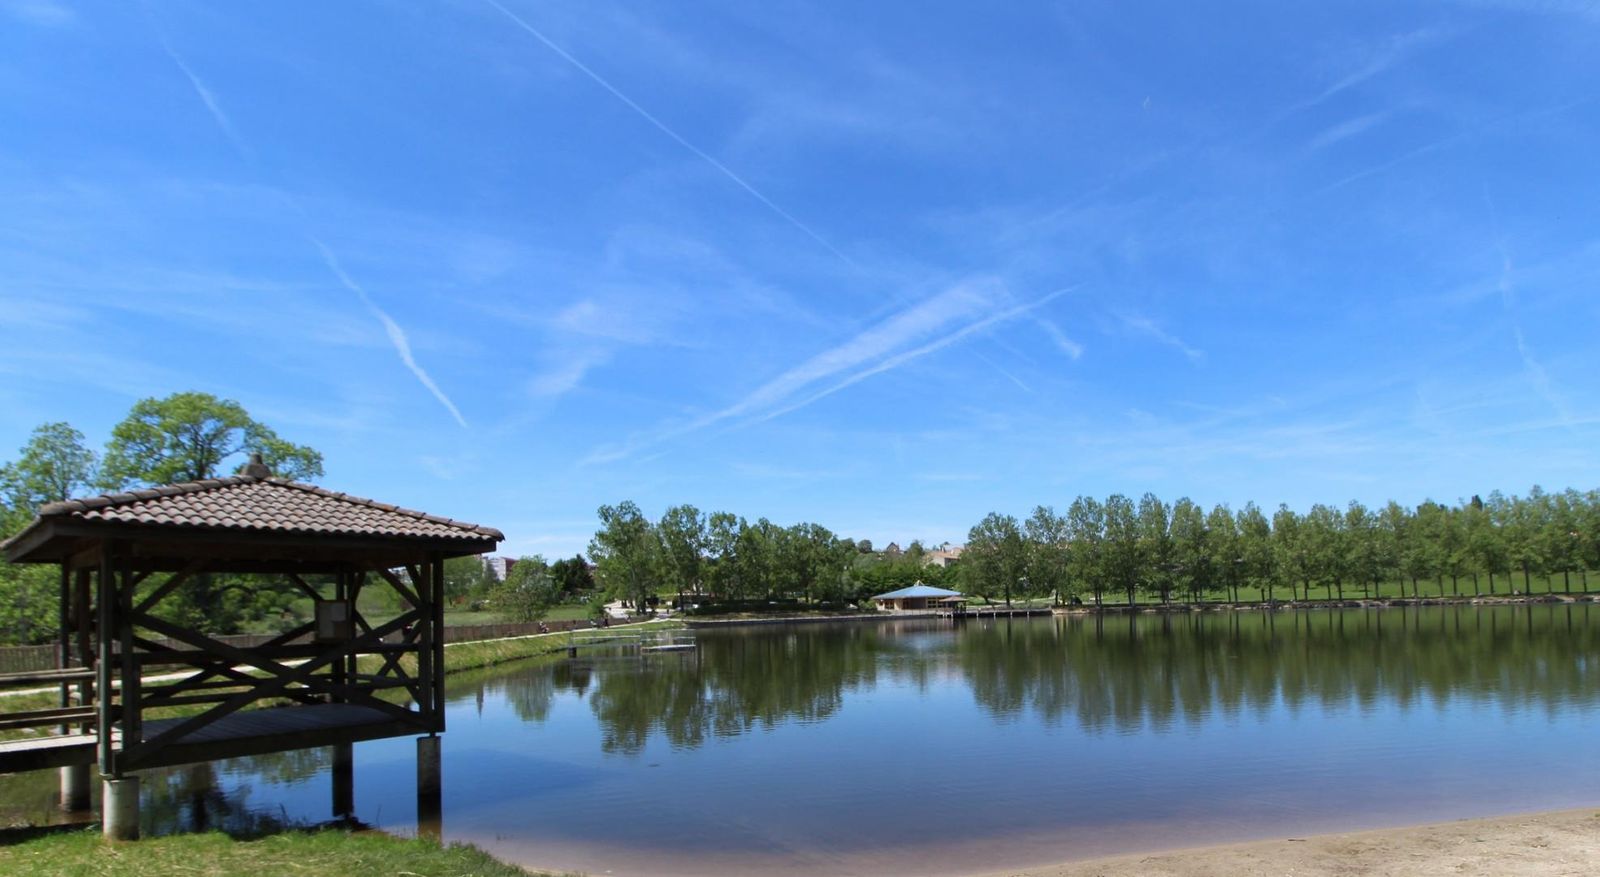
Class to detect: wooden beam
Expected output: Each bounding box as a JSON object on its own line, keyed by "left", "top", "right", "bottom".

{"left": 96, "top": 547, "right": 113, "bottom": 774}
{"left": 375, "top": 568, "right": 420, "bottom": 610}
{"left": 121, "top": 612, "right": 416, "bottom": 766}
{"left": 132, "top": 559, "right": 208, "bottom": 616}
{"left": 285, "top": 573, "right": 324, "bottom": 602}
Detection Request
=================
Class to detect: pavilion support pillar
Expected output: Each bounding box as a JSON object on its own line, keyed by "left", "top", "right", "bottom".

{"left": 102, "top": 774, "right": 140, "bottom": 841}
{"left": 417, "top": 734, "right": 441, "bottom": 839}
{"left": 59, "top": 764, "right": 91, "bottom": 812}
{"left": 331, "top": 743, "right": 354, "bottom": 819}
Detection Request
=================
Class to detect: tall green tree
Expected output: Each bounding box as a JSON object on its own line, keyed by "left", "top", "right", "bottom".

{"left": 1103, "top": 494, "right": 1142, "bottom": 607}
{"left": 101, "top": 391, "right": 322, "bottom": 488}
{"left": 658, "top": 504, "right": 707, "bottom": 607}
{"left": 590, "top": 501, "right": 661, "bottom": 611}
{"left": 1207, "top": 503, "right": 1241, "bottom": 603}
{"left": 491, "top": 555, "right": 560, "bottom": 622}
{"left": 1169, "top": 498, "right": 1209, "bottom": 603}
{"left": 965, "top": 512, "right": 1026, "bottom": 606}
{"left": 1024, "top": 505, "right": 1072, "bottom": 604}
{"left": 1137, "top": 493, "right": 1174, "bottom": 604}
{"left": 1236, "top": 502, "right": 1274, "bottom": 602}
{"left": 0, "top": 422, "right": 98, "bottom": 531}
{"left": 0, "top": 422, "right": 98, "bottom": 642}
{"left": 1067, "top": 496, "right": 1107, "bottom": 606}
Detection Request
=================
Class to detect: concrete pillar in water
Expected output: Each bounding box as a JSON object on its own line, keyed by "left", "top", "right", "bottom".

{"left": 60, "top": 764, "right": 91, "bottom": 812}
{"left": 417, "top": 735, "right": 442, "bottom": 839}
{"left": 102, "top": 775, "right": 140, "bottom": 841}
{"left": 331, "top": 743, "right": 354, "bottom": 819}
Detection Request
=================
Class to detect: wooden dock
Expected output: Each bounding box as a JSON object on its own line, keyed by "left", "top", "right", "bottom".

{"left": 936, "top": 606, "right": 1053, "bottom": 619}
{"left": 0, "top": 702, "right": 415, "bottom": 776}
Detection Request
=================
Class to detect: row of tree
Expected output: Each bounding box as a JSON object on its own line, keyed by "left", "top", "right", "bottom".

{"left": 585, "top": 487, "right": 1600, "bottom": 612}
{"left": 962, "top": 490, "right": 1600, "bottom": 607}
{"left": 585, "top": 501, "right": 950, "bottom": 613}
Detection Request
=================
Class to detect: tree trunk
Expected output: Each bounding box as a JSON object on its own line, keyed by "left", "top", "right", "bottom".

{"left": 1471, "top": 572, "right": 1479, "bottom": 596}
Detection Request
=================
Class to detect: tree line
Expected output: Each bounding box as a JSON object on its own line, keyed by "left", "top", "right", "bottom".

{"left": 587, "top": 487, "right": 1600, "bottom": 612}
{"left": 586, "top": 501, "right": 949, "bottom": 613}
{"left": 962, "top": 490, "right": 1599, "bottom": 607}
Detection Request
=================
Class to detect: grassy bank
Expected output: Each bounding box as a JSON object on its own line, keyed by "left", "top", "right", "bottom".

{"left": 0, "top": 825, "right": 555, "bottom": 876}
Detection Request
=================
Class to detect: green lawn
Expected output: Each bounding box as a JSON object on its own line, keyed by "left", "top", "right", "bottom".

{"left": 0, "top": 826, "right": 558, "bottom": 877}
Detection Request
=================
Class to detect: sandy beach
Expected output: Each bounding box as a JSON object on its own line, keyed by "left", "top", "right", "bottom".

{"left": 974, "top": 809, "right": 1600, "bottom": 877}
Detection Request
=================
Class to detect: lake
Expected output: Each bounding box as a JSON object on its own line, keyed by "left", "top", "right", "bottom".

{"left": 4, "top": 604, "right": 1598, "bottom": 876}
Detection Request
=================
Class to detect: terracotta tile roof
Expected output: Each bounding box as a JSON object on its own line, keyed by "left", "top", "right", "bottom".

{"left": 28, "top": 476, "right": 503, "bottom": 543}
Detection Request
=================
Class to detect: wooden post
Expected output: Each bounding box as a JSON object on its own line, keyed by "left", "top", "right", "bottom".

{"left": 416, "top": 563, "right": 434, "bottom": 723}
{"left": 96, "top": 547, "right": 114, "bottom": 776}
{"left": 431, "top": 556, "right": 445, "bottom": 731}
{"left": 117, "top": 551, "right": 139, "bottom": 748}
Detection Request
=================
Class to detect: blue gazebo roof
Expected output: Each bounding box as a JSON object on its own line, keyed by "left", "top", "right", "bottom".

{"left": 872, "top": 583, "right": 964, "bottom": 601}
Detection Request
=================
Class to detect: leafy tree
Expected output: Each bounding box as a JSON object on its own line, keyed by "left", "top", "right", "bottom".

{"left": 705, "top": 512, "right": 743, "bottom": 600}
{"left": 1169, "top": 498, "right": 1209, "bottom": 603}
{"left": 101, "top": 391, "right": 322, "bottom": 488}
{"left": 1103, "top": 494, "right": 1142, "bottom": 606}
{"left": 1302, "top": 503, "right": 1347, "bottom": 600}
{"left": 1271, "top": 505, "right": 1306, "bottom": 601}
{"left": 1024, "top": 505, "right": 1072, "bottom": 604}
{"left": 442, "top": 555, "right": 493, "bottom": 604}
{"left": 658, "top": 504, "right": 707, "bottom": 606}
{"left": 550, "top": 554, "right": 595, "bottom": 596}
{"left": 0, "top": 422, "right": 98, "bottom": 532}
{"left": 1067, "top": 496, "right": 1107, "bottom": 606}
{"left": 590, "top": 501, "right": 661, "bottom": 611}
{"left": 1137, "top": 493, "right": 1174, "bottom": 603}
{"left": 1207, "top": 503, "right": 1240, "bottom": 603}
{"left": 965, "top": 512, "right": 1026, "bottom": 606}
{"left": 490, "top": 555, "right": 560, "bottom": 623}
{"left": 1236, "top": 502, "right": 1274, "bottom": 602}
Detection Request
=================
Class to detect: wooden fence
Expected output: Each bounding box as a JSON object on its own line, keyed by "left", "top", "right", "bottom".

{"left": 0, "top": 618, "right": 597, "bottom": 675}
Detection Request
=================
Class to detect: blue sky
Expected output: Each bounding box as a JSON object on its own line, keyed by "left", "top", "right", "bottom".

{"left": 2, "top": 0, "right": 1597, "bottom": 558}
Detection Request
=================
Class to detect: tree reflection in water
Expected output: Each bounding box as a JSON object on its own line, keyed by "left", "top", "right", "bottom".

{"left": 475, "top": 605, "right": 1599, "bottom": 755}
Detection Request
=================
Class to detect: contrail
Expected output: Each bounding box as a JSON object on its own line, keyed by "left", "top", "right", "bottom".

{"left": 480, "top": 0, "right": 858, "bottom": 269}
{"left": 146, "top": 6, "right": 470, "bottom": 428}
{"left": 308, "top": 238, "right": 470, "bottom": 428}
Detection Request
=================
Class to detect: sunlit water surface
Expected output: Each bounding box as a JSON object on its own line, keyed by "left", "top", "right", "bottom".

{"left": 4, "top": 605, "right": 1598, "bottom": 876}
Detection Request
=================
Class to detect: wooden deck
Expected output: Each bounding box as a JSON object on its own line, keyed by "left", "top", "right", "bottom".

{"left": 0, "top": 702, "right": 419, "bottom": 776}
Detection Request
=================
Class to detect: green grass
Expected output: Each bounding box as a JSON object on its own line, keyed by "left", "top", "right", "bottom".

{"left": 0, "top": 826, "right": 560, "bottom": 876}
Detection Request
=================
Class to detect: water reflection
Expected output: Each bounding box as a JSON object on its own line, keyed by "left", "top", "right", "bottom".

{"left": 453, "top": 603, "right": 1599, "bottom": 755}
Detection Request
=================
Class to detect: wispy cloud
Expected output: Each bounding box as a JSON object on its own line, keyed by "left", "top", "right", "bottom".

{"left": 1037, "top": 318, "right": 1084, "bottom": 359}
{"left": 1306, "top": 111, "right": 1391, "bottom": 152}
{"left": 1494, "top": 252, "right": 1573, "bottom": 425}
{"left": 584, "top": 280, "right": 1067, "bottom": 462}
{"left": 1304, "top": 28, "right": 1450, "bottom": 109}
{"left": 147, "top": 17, "right": 469, "bottom": 429}
{"left": 1118, "top": 313, "right": 1205, "bottom": 363}
{"left": 480, "top": 0, "right": 856, "bottom": 268}
{"left": 2, "top": 0, "right": 74, "bottom": 26}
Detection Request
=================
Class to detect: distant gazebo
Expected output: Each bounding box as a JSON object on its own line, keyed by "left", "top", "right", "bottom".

{"left": 0, "top": 456, "right": 500, "bottom": 838}
{"left": 871, "top": 582, "right": 965, "bottom": 611}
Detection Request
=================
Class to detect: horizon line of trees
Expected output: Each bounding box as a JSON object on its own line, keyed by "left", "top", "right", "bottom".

{"left": 587, "top": 486, "right": 1600, "bottom": 611}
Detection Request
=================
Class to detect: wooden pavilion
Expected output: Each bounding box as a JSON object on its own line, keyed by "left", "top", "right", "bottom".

{"left": 0, "top": 456, "right": 501, "bottom": 837}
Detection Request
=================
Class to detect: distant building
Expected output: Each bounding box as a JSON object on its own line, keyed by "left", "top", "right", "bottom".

{"left": 483, "top": 556, "right": 516, "bottom": 582}
{"left": 924, "top": 544, "right": 965, "bottom": 568}
{"left": 883, "top": 542, "right": 903, "bottom": 557}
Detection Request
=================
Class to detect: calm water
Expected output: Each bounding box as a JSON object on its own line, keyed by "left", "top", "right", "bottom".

{"left": 4, "top": 605, "right": 1599, "bottom": 875}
